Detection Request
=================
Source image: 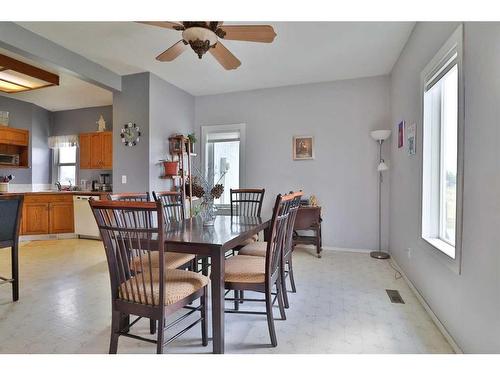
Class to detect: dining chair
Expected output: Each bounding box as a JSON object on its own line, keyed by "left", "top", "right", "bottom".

{"left": 0, "top": 195, "right": 24, "bottom": 302}
{"left": 223, "top": 192, "right": 293, "bottom": 347}
{"left": 150, "top": 191, "right": 196, "bottom": 270}
{"left": 89, "top": 199, "right": 209, "bottom": 354}
{"left": 230, "top": 188, "right": 265, "bottom": 247}
{"left": 238, "top": 191, "right": 303, "bottom": 308}
{"left": 108, "top": 192, "right": 150, "bottom": 202}
{"left": 108, "top": 192, "right": 193, "bottom": 271}
{"left": 151, "top": 190, "right": 197, "bottom": 270}
{"left": 228, "top": 189, "right": 266, "bottom": 305}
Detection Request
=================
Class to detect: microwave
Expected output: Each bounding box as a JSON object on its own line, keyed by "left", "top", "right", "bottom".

{"left": 0, "top": 154, "right": 19, "bottom": 166}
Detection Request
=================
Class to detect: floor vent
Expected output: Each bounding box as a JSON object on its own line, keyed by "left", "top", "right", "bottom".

{"left": 386, "top": 289, "right": 405, "bottom": 304}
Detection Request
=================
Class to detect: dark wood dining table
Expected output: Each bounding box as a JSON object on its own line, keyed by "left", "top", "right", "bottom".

{"left": 163, "top": 215, "right": 270, "bottom": 354}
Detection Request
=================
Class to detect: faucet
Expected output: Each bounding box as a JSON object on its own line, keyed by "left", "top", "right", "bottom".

{"left": 55, "top": 181, "right": 62, "bottom": 191}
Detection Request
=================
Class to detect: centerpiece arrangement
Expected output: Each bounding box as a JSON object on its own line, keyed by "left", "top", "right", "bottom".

{"left": 191, "top": 167, "right": 226, "bottom": 226}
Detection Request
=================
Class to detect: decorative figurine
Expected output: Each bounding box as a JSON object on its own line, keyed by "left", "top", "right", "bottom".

{"left": 97, "top": 115, "right": 106, "bottom": 132}
{"left": 309, "top": 195, "right": 318, "bottom": 207}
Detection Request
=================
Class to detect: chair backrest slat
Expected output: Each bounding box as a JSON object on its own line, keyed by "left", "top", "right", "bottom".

{"left": 283, "top": 191, "right": 303, "bottom": 258}
{"left": 152, "top": 191, "right": 185, "bottom": 223}
{"left": 230, "top": 188, "right": 265, "bottom": 217}
{"left": 265, "top": 193, "right": 294, "bottom": 281}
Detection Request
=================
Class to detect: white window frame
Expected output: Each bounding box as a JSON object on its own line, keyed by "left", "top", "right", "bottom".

{"left": 52, "top": 146, "right": 78, "bottom": 187}
{"left": 201, "top": 124, "right": 246, "bottom": 209}
{"left": 419, "top": 25, "right": 464, "bottom": 274}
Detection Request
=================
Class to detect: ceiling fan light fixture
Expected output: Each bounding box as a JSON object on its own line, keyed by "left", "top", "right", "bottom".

{"left": 182, "top": 27, "right": 219, "bottom": 59}
{"left": 139, "top": 21, "right": 276, "bottom": 70}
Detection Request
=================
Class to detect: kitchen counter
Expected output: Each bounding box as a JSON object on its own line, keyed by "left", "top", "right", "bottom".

{"left": 0, "top": 190, "right": 111, "bottom": 197}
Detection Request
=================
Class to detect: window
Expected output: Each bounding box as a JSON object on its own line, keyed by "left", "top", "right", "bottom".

{"left": 202, "top": 124, "right": 246, "bottom": 207}
{"left": 421, "top": 26, "right": 463, "bottom": 264}
{"left": 55, "top": 146, "right": 77, "bottom": 186}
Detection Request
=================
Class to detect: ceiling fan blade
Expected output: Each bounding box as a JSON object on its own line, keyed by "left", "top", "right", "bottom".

{"left": 156, "top": 40, "right": 187, "bottom": 62}
{"left": 137, "top": 21, "right": 184, "bottom": 31}
{"left": 219, "top": 25, "right": 276, "bottom": 43}
{"left": 209, "top": 42, "right": 241, "bottom": 70}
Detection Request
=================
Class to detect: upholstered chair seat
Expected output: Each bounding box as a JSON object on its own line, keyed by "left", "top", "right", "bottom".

{"left": 237, "top": 241, "right": 267, "bottom": 257}
{"left": 237, "top": 234, "right": 259, "bottom": 247}
{"left": 132, "top": 252, "right": 195, "bottom": 270}
{"left": 224, "top": 255, "right": 266, "bottom": 283}
{"left": 119, "top": 269, "right": 209, "bottom": 306}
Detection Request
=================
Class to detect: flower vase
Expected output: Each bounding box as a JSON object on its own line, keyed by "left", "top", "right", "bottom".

{"left": 200, "top": 196, "right": 217, "bottom": 226}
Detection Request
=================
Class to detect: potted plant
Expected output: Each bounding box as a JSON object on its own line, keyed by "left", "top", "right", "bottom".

{"left": 186, "top": 132, "right": 197, "bottom": 153}
{"left": 160, "top": 157, "right": 178, "bottom": 176}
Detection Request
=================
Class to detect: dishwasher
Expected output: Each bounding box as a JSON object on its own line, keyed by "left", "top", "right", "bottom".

{"left": 73, "top": 195, "right": 100, "bottom": 239}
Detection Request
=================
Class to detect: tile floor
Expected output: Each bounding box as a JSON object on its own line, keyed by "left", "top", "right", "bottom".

{"left": 0, "top": 239, "right": 453, "bottom": 354}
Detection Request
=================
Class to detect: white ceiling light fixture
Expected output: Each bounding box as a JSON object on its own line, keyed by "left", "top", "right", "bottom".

{"left": 0, "top": 54, "right": 59, "bottom": 93}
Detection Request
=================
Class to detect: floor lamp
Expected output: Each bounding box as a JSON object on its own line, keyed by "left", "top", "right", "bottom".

{"left": 370, "top": 129, "right": 391, "bottom": 260}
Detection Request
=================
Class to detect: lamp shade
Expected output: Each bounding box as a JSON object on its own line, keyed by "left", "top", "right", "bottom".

{"left": 371, "top": 130, "right": 392, "bottom": 141}
{"left": 377, "top": 161, "right": 389, "bottom": 171}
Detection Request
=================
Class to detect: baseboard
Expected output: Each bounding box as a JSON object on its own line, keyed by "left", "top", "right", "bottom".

{"left": 321, "top": 246, "right": 371, "bottom": 254}
{"left": 20, "top": 233, "right": 77, "bottom": 242}
{"left": 390, "top": 257, "right": 463, "bottom": 354}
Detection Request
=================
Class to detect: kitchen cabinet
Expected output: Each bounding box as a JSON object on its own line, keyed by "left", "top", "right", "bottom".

{"left": 21, "top": 194, "right": 74, "bottom": 235}
{"left": 49, "top": 202, "right": 74, "bottom": 233}
{"left": 0, "top": 127, "right": 29, "bottom": 146}
{"left": 79, "top": 133, "right": 91, "bottom": 169}
{"left": 0, "top": 127, "right": 29, "bottom": 168}
{"left": 102, "top": 132, "right": 113, "bottom": 169}
{"left": 79, "top": 131, "right": 112, "bottom": 169}
{"left": 23, "top": 203, "right": 49, "bottom": 235}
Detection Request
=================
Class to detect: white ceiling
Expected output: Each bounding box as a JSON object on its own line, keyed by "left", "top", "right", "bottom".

{"left": 17, "top": 22, "right": 414, "bottom": 97}
{"left": 0, "top": 48, "right": 112, "bottom": 111}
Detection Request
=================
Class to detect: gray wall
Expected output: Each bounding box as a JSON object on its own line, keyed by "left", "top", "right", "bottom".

{"left": 112, "top": 72, "right": 195, "bottom": 193}
{"left": 0, "top": 96, "right": 51, "bottom": 184}
{"left": 149, "top": 73, "right": 195, "bottom": 193}
{"left": 389, "top": 22, "right": 500, "bottom": 353}
{"left": 195, "top": 76, "right": 391, "bottom": 249}
{"left": 112, "top": 73, "right": 151, "bottom": 193}
{"left": 50, "top": 105, "right": 112, "bottom": 135}
{"left": 31, "top": 105, "right": 51, "bottom": 184}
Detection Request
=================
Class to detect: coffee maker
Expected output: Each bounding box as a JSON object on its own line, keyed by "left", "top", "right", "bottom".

{"left": 93, "top": 173, "right": 112, "bottom": 192}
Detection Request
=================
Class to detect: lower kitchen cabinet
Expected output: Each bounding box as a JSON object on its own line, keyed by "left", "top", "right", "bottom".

{"left": 23, "top": 203, "right": 50, "bottom": 235}
{"left": 21, "top": 194, "right": 75, "bottom": 235}
{"left": 49, "top": 202, "right": 74, "bottom": 234}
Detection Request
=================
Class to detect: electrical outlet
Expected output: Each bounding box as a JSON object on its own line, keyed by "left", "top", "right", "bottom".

{"left": 406, "top": 247, "right": 412, "bottom": 258}
{"left": 121, "top": 175, "right": 127, "bottom": 184}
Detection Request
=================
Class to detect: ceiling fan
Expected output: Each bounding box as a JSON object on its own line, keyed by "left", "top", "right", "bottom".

{"left": 138, "top": 21, "right": 277, "bottom": 70}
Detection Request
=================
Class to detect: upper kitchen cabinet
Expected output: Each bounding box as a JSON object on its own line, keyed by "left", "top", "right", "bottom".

{"left": 0, "top": 127, "right": 29, "bottom": 168}
{"left": 79, "top": 131, "right": 112, "bottom": 169}
{"left": 0, "top": 127, "right": 29, "bottom": 146}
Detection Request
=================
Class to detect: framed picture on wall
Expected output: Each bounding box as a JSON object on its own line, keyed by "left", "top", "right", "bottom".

{"left": 398, "top": 120, "right": 405, "bottom": 148}
{"left": 406, "top": 122, "right": 416, "bottom": 155}
{"left": 293, "top": 136, "right": 314, "bottom": 160}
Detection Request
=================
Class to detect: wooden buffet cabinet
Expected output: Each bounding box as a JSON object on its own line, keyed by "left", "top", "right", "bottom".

{"left": 79, "top": 131, "right": 112, "bottom": 169}
{"left": 21, "top": 193, "right": 74, "bottom": 235}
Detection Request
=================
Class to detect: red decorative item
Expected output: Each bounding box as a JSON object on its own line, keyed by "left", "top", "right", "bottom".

{"left": 163, "top": 161, "right": 178, "bottom": 176}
